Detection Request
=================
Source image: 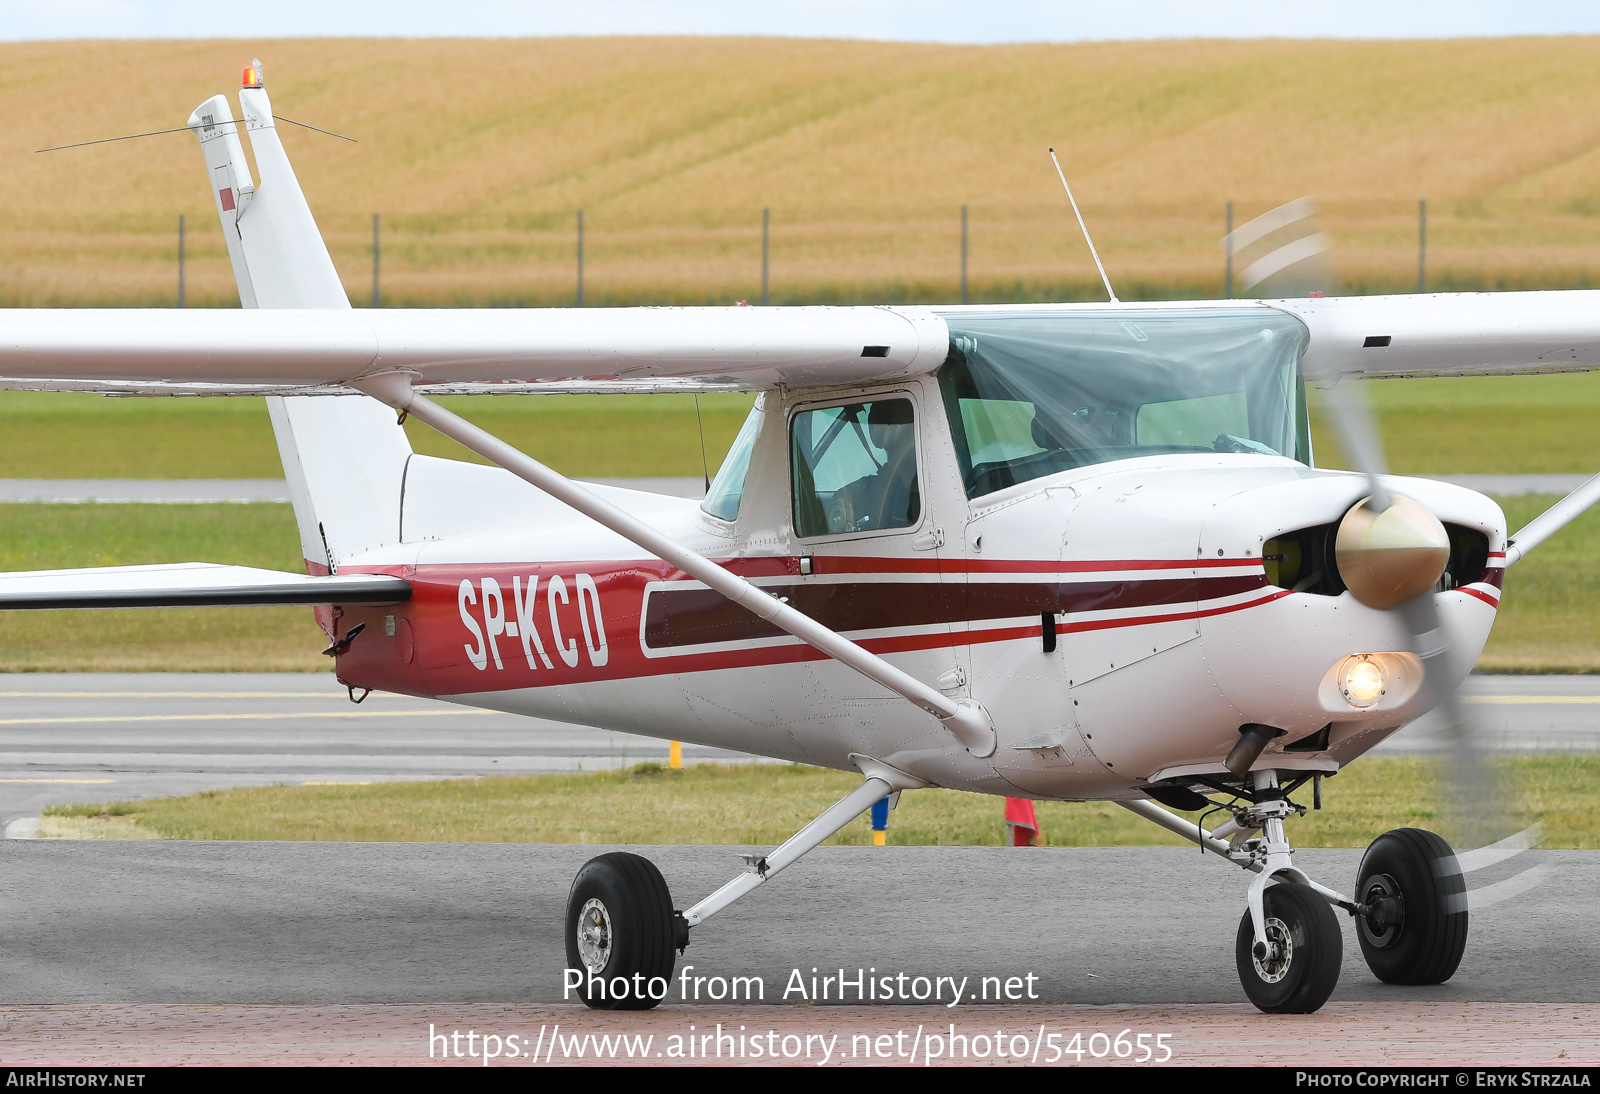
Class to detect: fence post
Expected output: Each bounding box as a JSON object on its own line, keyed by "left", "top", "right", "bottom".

{"left": 761, "top": 208, "right": 770, "bottom": 306}
{"left": 177, "top": 214, "right": 185, "bottom": 308}
{"left": 577, "top": 210, "right": 585, "bottom": 307}
{"left": 961, "top": 204, "right": 969, "bottom": 305}
{"left": 1224, "top": 201, "right": 1233, "bottom": 299}
{"left": 371, "top": 213, "right": 380, "bottom": 308}
{"left": 1418, "top": 198, "right": 1427, "bottom": 293}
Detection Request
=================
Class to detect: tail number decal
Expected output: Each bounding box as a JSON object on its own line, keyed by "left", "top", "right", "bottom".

{"left": 460, "top": 575, "right": 607, "bottom": 672}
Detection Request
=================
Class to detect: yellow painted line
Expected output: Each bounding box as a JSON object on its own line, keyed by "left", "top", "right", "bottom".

{"left": 0, "top": 778, "right": 115, "bottom": 784}
{"left": 0, "top": 692, "right": 413, "bottom": 699}
{"left": 0, "top": 710, "right": 496, "bottom": 725}
{"left": 1465, "top": 695, "right": 1600, "bottom": 704}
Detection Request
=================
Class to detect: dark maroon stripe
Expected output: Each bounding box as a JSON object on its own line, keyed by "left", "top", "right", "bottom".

{"left": 643, "top": 575, "right": 1266, "bottom": 649}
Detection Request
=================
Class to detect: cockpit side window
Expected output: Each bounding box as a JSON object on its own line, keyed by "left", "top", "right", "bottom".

{"left": 790, "top": 399, "right": 920, "bottom": 538}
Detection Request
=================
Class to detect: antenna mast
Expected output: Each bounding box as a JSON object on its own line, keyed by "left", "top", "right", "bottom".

{"left": 1049, "top": 148, "right": 1117, "bottom": 303}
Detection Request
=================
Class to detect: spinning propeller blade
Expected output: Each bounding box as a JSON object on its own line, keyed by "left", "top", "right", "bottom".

{"left": 1320, "top": 379, "right": 1511, "bottom": 851}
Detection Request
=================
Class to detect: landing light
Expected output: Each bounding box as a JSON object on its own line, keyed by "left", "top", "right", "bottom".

{"left": 242, "top": 59, "right": 264, "bottom": 88}
{"left": 1341, "top": 657, "right": 1386, "bottom": 708}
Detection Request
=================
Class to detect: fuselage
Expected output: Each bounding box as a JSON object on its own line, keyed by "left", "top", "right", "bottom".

{"left": 330, "top": 306, "right": 1506, "bottom": 800}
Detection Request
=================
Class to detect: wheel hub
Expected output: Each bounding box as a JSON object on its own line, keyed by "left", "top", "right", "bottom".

{"left": 1358, "top": 873, "right": 1405, "bottom": 948}
{"left": 575, "top": 897, "right": 612, "bottom": 971}
{"left": 1252, "top": 916, "right": 1293, "bottom": 983}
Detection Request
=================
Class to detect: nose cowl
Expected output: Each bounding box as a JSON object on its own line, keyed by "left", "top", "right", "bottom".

{"left": 1334, "top": 494, "right": 1450, "bottom": 609}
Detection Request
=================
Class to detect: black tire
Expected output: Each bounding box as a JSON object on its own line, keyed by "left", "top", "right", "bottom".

{"left": 565, "top": 852, "right": 679, "bottom": 1011}
{"left": 1234, "top": 881, "right": 1343, "bottom": 1014}
{"left": 1355, "top": 827, "right": 1468, "bottom": 985}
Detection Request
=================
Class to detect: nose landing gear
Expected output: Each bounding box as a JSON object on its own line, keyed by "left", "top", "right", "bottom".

{"left": 1125, "top": 768, "right": 1470, "bottom": 1014}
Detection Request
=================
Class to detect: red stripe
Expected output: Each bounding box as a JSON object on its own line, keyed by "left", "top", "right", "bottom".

{"left": 474, "top": 554, "right": 1254, "bottom": 581}
{"left": 1059, "top": 588, "right": 1293, "bottom": 634}
{"left": 1458, "top": 587, "right": 1500, "bottom": 608}
{"left": 813, "top": 555, "right": 1251, "bottom": 575}
{"left": 335, "top": 561, "right": 1285, "bottom": 698}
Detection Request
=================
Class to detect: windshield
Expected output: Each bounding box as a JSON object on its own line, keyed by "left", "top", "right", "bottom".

{"left": 937, "top": 308, "right": 1310, "bottom": 498}
{"left": 701, "top": 402, "right": 762, "bottom": 522}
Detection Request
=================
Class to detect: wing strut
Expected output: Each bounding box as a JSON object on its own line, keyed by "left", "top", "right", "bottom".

{"left": 1504, "top": 470, "right": 1600, "bottom": 566}
{"left": 353, "top": 372, "right": 996, "bottom": 757}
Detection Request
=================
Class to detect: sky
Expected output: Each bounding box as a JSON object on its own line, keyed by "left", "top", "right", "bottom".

{"left": 3, "top": 1, "right": 1600, "bottom": 44}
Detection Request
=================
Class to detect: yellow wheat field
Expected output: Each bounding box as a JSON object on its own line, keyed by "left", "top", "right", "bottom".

{"left": 7, "top": 36, "right": 1600, "bottom": 306}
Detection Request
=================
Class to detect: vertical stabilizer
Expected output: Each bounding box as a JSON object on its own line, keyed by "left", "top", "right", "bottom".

{"left": 189, "top": 65, "right": 411, "bottom": 582}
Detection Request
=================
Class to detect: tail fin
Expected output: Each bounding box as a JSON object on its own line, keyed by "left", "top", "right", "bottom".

{"left": 189, "top": 65, "right": 411, "bottom": 576}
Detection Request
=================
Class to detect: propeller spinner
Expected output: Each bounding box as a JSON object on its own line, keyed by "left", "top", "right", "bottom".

{"left": 1334, "top": 493, "right": 1450, "bottom": 609}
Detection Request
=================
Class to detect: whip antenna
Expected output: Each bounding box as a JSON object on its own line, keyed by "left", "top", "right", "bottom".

{"left": 1049, "top": 148, "right": 1117, "bottom": 303}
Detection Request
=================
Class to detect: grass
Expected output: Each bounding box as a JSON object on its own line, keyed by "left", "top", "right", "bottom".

{"left": 0, "top": 503, "right": 326, "bottom": 671}
{"left": 39, "top": 756, "right": 1600, "bottom": 848}
{"left": 15, "top": 38, "right": 1600, "bottom": 306}
{"left": 1483, "top": 495, "right": 1600, "bottom": 672}
{"left": 1310, "top": 372, "right": 1600, "bottom": 475}
{"left": 0, "top": 391, "right": 755, "bottom": 480}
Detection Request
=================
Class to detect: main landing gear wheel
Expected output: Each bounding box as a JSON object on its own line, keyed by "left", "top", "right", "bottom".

{"left": 1234, "top": 882, "right": 1343, "bottom": 1014}
{"left": 1356, "top": 828, "right": 1468, "bottom": 985}
{"left": 565, "top": 852, "right": 680, "bottom": 1011}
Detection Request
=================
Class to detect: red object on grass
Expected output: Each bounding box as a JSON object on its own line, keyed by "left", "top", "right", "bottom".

{"left": 1005, "top": 797, "right": 1039, "bottom": 846}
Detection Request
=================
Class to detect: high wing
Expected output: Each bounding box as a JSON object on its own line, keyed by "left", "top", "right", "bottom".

{"left": 0, "top": 305, "right": 951, "bottom": 396}
{"left": 3, "top": 291, "right": 1600, "bottom": 397}
{"left": 1272, "top": 291, "right": 1600, "bottom": 380}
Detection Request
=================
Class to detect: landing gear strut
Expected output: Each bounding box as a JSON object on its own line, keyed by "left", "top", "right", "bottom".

{"left": 1230, "top": 770, "right": 1345, "bottom": 1013}
{"left": 564, "top": 756, "right": 925, "bottom": 1011}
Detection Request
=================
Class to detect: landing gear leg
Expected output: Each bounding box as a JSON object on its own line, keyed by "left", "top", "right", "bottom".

{"left": 1234, "top": 770, "right": 1343, "bottom": 1013}
{"left": 563, "top": 756, "right": 924, "bottom": 1010}
{"left": 681, "top": 757, "right": 925, "bottom": 929}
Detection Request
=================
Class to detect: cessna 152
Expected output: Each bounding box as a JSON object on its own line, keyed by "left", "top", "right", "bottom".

{"left": 4, "top": 62, "right": 1598, "bottom": 1014}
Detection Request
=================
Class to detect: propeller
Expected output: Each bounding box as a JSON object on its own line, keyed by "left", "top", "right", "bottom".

{"left": 1226, "top": 195, "right": 1514, "bottom": 851}
{"left": 1321, "top": 377, "right": 1509, "bottom": 852}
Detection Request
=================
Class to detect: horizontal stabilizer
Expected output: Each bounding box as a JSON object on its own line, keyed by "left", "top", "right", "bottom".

{"left": 0, "top": 563, "right": 409, "bottom": 610}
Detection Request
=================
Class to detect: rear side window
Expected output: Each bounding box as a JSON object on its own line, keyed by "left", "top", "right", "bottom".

{"left": 790, "top": 399, "right": 920, "bottom": 538}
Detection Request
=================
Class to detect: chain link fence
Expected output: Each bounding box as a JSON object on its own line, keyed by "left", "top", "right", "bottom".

{"left": 7, "top": 199, "right": 1600, "bottom": 309}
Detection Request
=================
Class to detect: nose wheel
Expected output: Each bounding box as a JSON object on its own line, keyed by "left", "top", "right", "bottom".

{"left": 1234, "top": 881, "right": 1343, "bottom": 1013}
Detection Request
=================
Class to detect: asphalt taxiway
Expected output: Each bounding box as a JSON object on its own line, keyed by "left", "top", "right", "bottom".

{"left": 0, "top": 842, "right": 1584, "bottom": 1005}
{"left": 0, "top": 673, "right": 755, "bottom": 827}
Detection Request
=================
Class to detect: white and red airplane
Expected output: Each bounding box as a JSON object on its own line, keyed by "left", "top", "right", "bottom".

{"left": 3, "top": 62, "right": 1596, "bottom": 1014}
